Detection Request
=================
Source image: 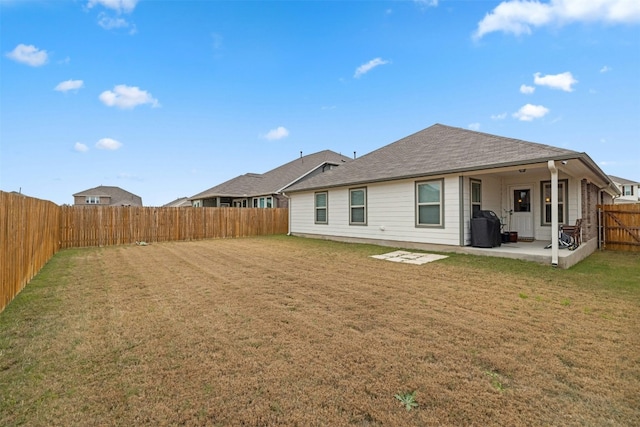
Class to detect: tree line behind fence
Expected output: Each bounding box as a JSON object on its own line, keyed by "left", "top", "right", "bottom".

{"left": 1, "top": 191, "right": 288, "bottom": 313}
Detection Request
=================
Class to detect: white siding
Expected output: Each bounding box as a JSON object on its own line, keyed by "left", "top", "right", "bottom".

{"left": 291, "top": 171, "right": 584, "bottom": 246}
{"left": 290, "top": 176, "right": 461, "bottom": 246}
{"left": 498, "top": 170, "right": 581, "bottom": 242}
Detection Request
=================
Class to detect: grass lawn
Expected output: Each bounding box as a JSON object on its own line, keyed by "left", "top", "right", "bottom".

{"left": 1, "top": 236, "right": 639, "bottom": 426}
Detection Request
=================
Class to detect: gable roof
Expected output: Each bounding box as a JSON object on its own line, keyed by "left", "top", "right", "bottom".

{"left": 609, "top": 175, "right": 640, "bottom": 186}
{"left": 73, "top": 185, "right": 143, "bottom": 206}
{"left": 190, "top": 150, "right": 352, "bottom": 200}
{"left": 162, "top": 197, "right": 192, "bottom": 207}
{"left": 285, "top": 124, "right": 603, "bottom": 192}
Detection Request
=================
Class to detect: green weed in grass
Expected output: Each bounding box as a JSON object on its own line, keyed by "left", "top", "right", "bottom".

{"left": 395, "top": 391, "right": 419, "bottom": 411}
{"left": 485, "top": 371, "right": 506, "bottom": 392}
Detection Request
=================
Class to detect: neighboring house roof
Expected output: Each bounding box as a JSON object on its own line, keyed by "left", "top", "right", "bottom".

{"left": 162, "top": 197, "right": 192, "bottom": 207}
{"left": 286, "top": 124, "right": 616, "bottom": 193}
{"left": 609, "top": 175, "right": 640, "bottom": 186}
{"left": 189, "top": 150, "right": 352, "bottom": 200}
{"left": 73, "top": 185, "right": 143, "bottom": 206}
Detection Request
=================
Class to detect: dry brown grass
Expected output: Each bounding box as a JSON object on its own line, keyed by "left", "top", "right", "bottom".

{"left": 1, "top": 236, "right": 639, "bottom": 426}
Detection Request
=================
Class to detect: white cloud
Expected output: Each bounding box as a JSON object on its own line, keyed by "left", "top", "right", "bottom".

{"left": 74, "top": 142, "right": 89, "bottom": 152}
{"left": 513, "top": 104, "right": 550, "bottom": 121}
{"left": 98, "top": 13, "right": 133, "bottom": 30}
{"left": 262, "top": 126, "right": 290, "bottom": 141}
{"left": 5, "top": 44, "right": 48, "bottom": 67}
{"left": 534, "top": 71, "right": 578, "bottom": 92}
{"left": 414, "top": 0, "right": 438, "bottom": 8}
{"left": 87, "top": 0, "right": 138, "bottom": 13}
{"left": 474, "top": 0, "right": 640, "bottom": 40}
{"left": 468, "top": 122, "right": 481, "bottom": 130}
{"left": 491, "top": 112, "right": 508, "bottom": 120}
{"left": 96, "top": 138, "right": 123, "bottom": 150}
{"left": 520, "top": 84, "right": 535, "bottom": 94}
{"left": 55, "top": 79, "right": 84, "bottom": 92}
{"left": 354, "top": 57, "right": 390, "bottom": 78}
{"left": 88, "top": 1, "right": 137, "bottom": 33}
{"left": 600, "top": 65, "right": 612, "bottom": 73}
{"left": 99, "top": 84, "right": 159, "bottom": 109}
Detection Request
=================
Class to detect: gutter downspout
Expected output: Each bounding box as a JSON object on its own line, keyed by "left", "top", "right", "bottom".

{"left": 281, "top": 192, "right": 292, "bottom": 236}
{"left": 548, "top": 160, "right": 559, "bottom": 267}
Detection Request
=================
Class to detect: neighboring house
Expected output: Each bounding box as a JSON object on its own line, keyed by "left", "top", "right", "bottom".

{"left": 162, "top": 197, "right": 192, "bottom": 207}
{"left": 189, "top": 150, "right": 352, "bottom": 208}
{"left": 609, "top": 175, "right": 640, "bottom": 204}
{"left": 73, "top": 185, "right": 143, "bottom": 207}
{"left": 284, "top": 124, "right": 620, "bottom": 266}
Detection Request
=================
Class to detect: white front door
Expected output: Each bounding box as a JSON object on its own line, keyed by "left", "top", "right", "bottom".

{"left": 509, "top": 186, "right": 534, "bottom": 239}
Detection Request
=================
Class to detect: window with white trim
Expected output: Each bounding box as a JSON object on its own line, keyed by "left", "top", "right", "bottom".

{"left": 315, "top": 192, "right": 328, "bottom": 224}
{"left": 416, "top": 180, "right": 443, "bottom": 226}
{"left": 541, "top": 180, "right": 568, "bottom": 225}
{"left": 85, "top": 196, "right": 100, "bottom": 204}
{"left": 253, "top": 196, "right": 273, "bottom": 208}
{"left": 349, "top": 188, "right": 366, "bottom": 225}
{"left": 471, "top": 180, "right": 481, "bottom": 217}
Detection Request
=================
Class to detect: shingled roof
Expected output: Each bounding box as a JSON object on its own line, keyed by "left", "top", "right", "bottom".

{"left": 609, "top": 175, "right": 640, "bottom": 185}
{"left": 190, "top": 150, "right": 352, "bottom": 200}
{"left": 286, "top": 124, "right": 584, "bottom": 192}
{"left": 73, "top": 185, "right": 143, "bottom": 206}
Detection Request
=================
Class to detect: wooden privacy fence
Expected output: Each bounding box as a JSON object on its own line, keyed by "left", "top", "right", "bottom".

{"left": 1, "top": 192, "right": 61, "bottom": 313}
{"left": 59, "top": 205, "right": 288, "bottom": 248}
{"left": 598, "top": 204, "right": 640, "bottom": 252}
{"left": 1, "top": 191, "right": 288, "bottom": 313}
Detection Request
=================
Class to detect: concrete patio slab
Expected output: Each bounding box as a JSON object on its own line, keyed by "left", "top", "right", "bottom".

{"left": 371, "top": 250, "right": 449, "bottom": 265}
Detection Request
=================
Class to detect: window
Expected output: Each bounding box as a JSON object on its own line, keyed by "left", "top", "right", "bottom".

{"left": 253, "top": 196, "right": 273, "bottom": 208}
{"left": 315, "top": 192, "right": 328, "bottom": 224}
{"left": 85, "top": 196, "right": 100, "bottom": 204}
{"left": 541, "top": 180, "right": 568, "bottom": 225}
{"left": 623, "top": 185, "right": 633, "bottom": 196}
{"left": 416, "top": 180, "right": 443, "bottom": 226}
{"left": 471, "top": 180, "right": 482, "bottom": 216}
{"left": 513, "top": 189, "right": 531, "bottom": 212}
{"left": 349, "top": 188, "right": 367, "bottom": 225}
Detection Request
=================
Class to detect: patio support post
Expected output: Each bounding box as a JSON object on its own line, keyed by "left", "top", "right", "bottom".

{"left": 548, "top": 160, "right": 559, "bottom": 266}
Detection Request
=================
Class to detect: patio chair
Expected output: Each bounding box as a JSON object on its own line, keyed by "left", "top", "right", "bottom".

{"left": 544, "top": 229, "right": 572, "bottom": 250}
{"left": 562, "top": 219, "right": 582, "bottom": 250}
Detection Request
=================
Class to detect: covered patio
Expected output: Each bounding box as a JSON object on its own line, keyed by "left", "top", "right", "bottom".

{"left": 457, "top": 237, "right": 598, "bottom": 269}
{"left": 462, "top": 157, "right": 614, "bottom": 268}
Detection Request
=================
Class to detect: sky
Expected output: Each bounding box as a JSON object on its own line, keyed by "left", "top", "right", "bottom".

{"left": 1, "top": 0, "right": 639, "bottom": 206}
